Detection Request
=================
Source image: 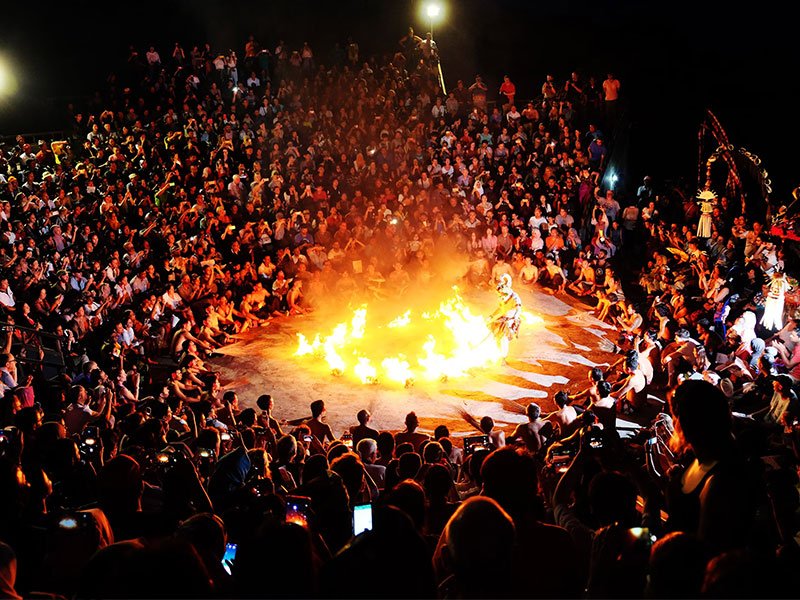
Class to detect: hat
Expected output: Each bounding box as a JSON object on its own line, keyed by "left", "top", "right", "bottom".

{"left": 41, "top": 172, "right": 54, "bottom": 180}
{"left": 697, "top": 190, "right": 716, "bottom": 201}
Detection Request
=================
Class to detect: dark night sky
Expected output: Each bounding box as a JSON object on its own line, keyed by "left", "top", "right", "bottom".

{"left": 0, "top": 0, "right": 796, "bottom": 198}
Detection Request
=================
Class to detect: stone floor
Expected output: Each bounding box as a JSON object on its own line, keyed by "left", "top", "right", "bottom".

{"left": 210, "top": 287, "right": 620, "bottom": 439}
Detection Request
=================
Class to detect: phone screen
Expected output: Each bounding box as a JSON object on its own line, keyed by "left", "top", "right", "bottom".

{"left": 58, "top": 516, "right": 80, "bottom": 530}
{"left": 628, "top": 527, "right": 656, "bottom": 546}
{"left": 464, "top": 434, "right": 490, "bottom": 455}
{"left": 285, "top": 496, "right": 311, "bottom": 528}
{"left": 221, "top": 542, "right": 237, "bottom": 575}
{"left": 353, "top": 503, "right": 373, "bottom": 536}
{"left": 589, "top": 437, "right": 604, "bottom": 449}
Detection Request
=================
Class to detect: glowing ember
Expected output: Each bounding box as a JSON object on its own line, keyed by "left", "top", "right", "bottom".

{"left": 293, "top": 288, "right": 543, "bottom": 386}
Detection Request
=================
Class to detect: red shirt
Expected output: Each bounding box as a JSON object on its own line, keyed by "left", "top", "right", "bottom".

{"left": 790, "top": 345, "right": 800, "bottom": 379}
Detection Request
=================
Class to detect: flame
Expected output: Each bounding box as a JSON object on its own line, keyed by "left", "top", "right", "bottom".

{"left": 354, "top": 357, "right": 378, "bottom": 384}
{"left": 295, "top": 333, "right": 322, "bottom": 356}
{"left": 381, "top": 356, "right": 414, "bottom": 386}
{"left": 350, "top": 308, "right": 367, "bottom": 338}
{"left": 522, "top": 310, "right": 540, "bottom": 325}
{"left": 294, "top": 288, "right": 543, "bottom": 386}
{"left": 387, "top": 310, "right": 411, "bottom": 328}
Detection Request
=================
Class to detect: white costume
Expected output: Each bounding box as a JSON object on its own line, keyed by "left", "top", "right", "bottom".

{"left": 761, "top": 273, "right": 789, "bottom": 331}
{"left": 696, "top": 190, "right": 715, "bottom": 238}
{"left": 489, "top": 274, "right": 522, "bottom": 357}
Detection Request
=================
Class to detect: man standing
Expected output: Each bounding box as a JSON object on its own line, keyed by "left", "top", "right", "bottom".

{"left": 588, "top": 137, "right": 608, "bottom": 170}
{"left": 499, "top": 75, "right": 516, "bottom": 109}
{"left": 469, "top": 75, "right": 488, "bottom": 111}
{"left": 542, "top": 74, "right": 558, "bottom": 102}
{"left": 636, "top": 176, "right": 655, "bottom": 207}
{"left": 602, "top": 73, "right": 621, "bottom": 129}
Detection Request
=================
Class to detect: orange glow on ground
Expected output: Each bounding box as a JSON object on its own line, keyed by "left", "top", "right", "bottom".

{"left": 294, "top": 287, "right": 543, "bottom": 386}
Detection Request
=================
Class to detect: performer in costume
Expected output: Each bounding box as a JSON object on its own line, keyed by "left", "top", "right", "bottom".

{"left": 696, "top": 189, "right": 716, "bottom": 239}
{"left": 488, "top": 274, "right": 522, "bottom": 357}
{"left": 761, "top": 268, "right": 790, "bottom": 331}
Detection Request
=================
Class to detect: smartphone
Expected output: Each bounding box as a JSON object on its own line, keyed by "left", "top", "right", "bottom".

{"left": 285, "top": 495, "right": 312, "bottom": 528}
{"left": 53, "top": 511, "right": 93, "bottom": 531}
{"left": 221, "top": 542, "right": 237, "bottom": 576}
{"left": 341, "top": 432, "right": 353, "bottom": 449}
{"left": 463, "top": 434, "right": 490, "bottom": 455}
{"left": 353, "top": 502, "right": 373, "bottom": 536}
{"left": 587, "top": 427, "right": 604, "bottom": 450}
{"left": 627, "top": 527, "right": 657, "bottom": 546}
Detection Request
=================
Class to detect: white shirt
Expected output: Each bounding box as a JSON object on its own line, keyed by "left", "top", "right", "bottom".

{"left": 529, "top": 215, "right": 548, "bottom": 231}
{"left": 0, "top": 286, "right": 15, "bottom": 309}
{"left": 162, "top": 290, "right": 183, "bottom": 310}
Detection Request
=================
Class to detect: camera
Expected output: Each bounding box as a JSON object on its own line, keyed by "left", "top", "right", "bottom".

{"left": 547, "top": 447, "right": 575, "bottom": 474}
{"left": 79, "top": 436, "right": 99, "bottom": 457}
{"left": 627, "top": 527, "right": 657, "bottom": 547}
{"left": 195, "top": 447, "right": 216, "bottom": 476}
{"left": 78, "top": 426, "right": 101, "bottom": 458}
{"left": 197, "top": 448, "right": 215, "bottom": 459}
{"left": 285, "top": 495, "right": 312, "bottom": 528}
{"left": 155, "top": 451, "right": 178, "bottom": 466}
{"left": 583, "top": 424, "right": 604, "bottom": 450}
{"left": 463, "top": 434, "right": 490, "bottom": 456}
{"left": 51, "top": 511, "right": 94, "bottom": 531}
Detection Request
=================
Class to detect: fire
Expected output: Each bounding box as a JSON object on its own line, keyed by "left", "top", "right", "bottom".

{"left": 293, "top": 288, "right": 543, "bottom": 386}
{"left": 387, "top": 310, "right": 411, "bottom": 328}
{"left": 381, "top": 357, "right": 415, "bottom": 386}
{"left": 354, "top": 357, "right": 378, "bottom": 384}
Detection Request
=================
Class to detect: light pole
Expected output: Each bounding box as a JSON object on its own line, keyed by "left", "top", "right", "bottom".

{"left": 423, "top": 2, "right": 446, "bottom": 95}
{"left": 0, "top": 55, "right": 18, "bottom": 99}
{"left": 426, "top": 3, "right": 441, "bottom": 40}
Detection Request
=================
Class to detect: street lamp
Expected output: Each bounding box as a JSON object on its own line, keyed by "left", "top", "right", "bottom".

{"left": 0, "top": 54, "right": 18, "bottom": 98}
{"left": 426, "top": 2, "right": 442, "bottom": 38}
{"left": 421, "top": 2, "right": 446, "bottom": 94}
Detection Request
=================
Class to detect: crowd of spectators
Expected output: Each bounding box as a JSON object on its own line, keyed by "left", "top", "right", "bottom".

{"left": 0, "top": 28, "right": 799, "bottom": 599}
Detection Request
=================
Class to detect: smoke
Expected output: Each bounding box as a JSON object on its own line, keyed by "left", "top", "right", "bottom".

{"left": 304, "top": 233, "right": 475, "bottom": 328}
